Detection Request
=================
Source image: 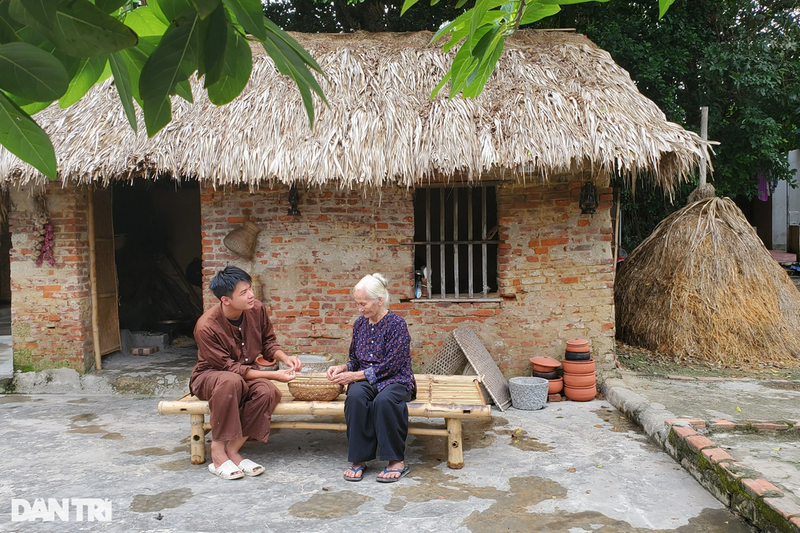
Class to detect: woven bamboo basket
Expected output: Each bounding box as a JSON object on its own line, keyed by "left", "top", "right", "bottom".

{"left": 223, "top": 220, "right": 260, "bottom": 259}
{"left": 287, "top": 380, "right": 344, "bottom": 401}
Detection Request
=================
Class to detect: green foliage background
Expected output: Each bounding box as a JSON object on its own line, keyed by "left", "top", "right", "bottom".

{"left": 536, "top": 0, "right": 800, "bottom": 250}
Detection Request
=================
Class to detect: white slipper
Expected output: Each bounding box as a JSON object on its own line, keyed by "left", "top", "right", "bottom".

{"left": 208, "top": 460, "right": 244, "bottom": 480}
{"left": 237, "top": 459, "right": 265, "bottom": 477}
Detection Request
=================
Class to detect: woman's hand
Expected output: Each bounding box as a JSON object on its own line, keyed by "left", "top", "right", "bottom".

{"left": 330, "top": 370, "right": 363, "bottom": 385}
{"left": 326, "top": 364, "right": 347, "bottom": 381}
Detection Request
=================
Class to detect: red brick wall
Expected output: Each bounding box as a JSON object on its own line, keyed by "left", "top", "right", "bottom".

{"left": 9, "top": 186, "right": 94, "bottom": 373}
{"left": 200, "top": 180, "right": 615, "bottom": 377}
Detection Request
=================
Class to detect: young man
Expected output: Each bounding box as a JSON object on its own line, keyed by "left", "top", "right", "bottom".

{"left": 190, "top": 266, "right": 302, "bottom": 480}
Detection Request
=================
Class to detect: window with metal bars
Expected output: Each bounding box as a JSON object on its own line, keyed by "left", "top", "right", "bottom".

{"left": 413, "top": 186, "right": 499, "bottom": 299}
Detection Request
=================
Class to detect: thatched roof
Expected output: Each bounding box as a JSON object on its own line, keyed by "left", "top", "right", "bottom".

{"left": 0, "top": 30, "right": 711, "bottom": 190}
{"left": 615, "top": 197, "right": 800, "bottom": 365}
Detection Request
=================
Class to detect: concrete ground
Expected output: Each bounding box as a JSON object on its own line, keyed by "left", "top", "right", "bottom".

{"left": 0, "top": 346, "right": 758, "bottom": 532}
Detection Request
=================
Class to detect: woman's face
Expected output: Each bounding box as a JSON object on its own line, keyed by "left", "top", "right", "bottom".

{"left": 354, "top": 288, "right": 382, "bottom": 322}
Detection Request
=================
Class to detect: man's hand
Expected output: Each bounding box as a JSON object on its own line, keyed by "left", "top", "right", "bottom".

{"left": 271, "top": 369, "right": 296, "bottom": 383}
{"left": 284, "top": 355, "right": 303, "bottom": 373}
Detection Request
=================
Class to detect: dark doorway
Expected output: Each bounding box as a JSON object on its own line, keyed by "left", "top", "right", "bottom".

{"left": 112, "top": 177, "right": 203, "bottom": 338}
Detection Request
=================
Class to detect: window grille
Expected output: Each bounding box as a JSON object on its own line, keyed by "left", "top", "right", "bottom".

{"left": 413, "top": 186, "right": 499, "bottom": 299}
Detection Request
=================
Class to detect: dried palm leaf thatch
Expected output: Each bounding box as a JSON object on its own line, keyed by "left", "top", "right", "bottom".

{"left": 0, "top": 31, "right": 710, "bottom": 192}
{"left": 615, "top": 197, "right": 800, "bottom": 365}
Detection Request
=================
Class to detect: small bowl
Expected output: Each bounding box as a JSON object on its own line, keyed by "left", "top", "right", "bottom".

{"left": 548, "top": 377, "right": 563, "bottom": 394}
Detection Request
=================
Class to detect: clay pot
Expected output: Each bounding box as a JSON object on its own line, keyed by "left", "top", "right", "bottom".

{"left": 548, "top": 377, "right": 563, "bottom": 394}
{"left": 564, "top": 384, "right": 597, "bottom": 402}
{"left": 533, "top": 369, "right": 558, "bottom": 380}
{"left": 564, "top": 350, "right": 591, "bottom": 361}
{"left": 561, "top": 359, "right": 595, "bottom": 374}
{"left": 563, "top": 372, "right": 596, "bottom": 387}
{"left": 254, "top": 355, "right": 278, "bottom": 370}
{"left": 529, "top": 356, "right": 561, "bottom": 373}
{"left": 565, "top": 338, "right": 589, "bottom": 352}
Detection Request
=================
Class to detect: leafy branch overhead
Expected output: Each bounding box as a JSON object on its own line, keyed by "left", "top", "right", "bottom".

{"left": 400, "top": 0, "right": 676, "bottom": 99}
{"left": 0, "top": 0, "right": 674, "bottom": 180}
{"left": 0, "top": 0, "right": 325, "bottom": 179}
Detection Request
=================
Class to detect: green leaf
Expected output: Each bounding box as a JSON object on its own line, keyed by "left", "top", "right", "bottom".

{"left": 468, "top": 0, "right": 492, "bottom": 50}
{"left": 0, "top": 42, "right": 69, "bottom": 101}
{"left": 189, "top": 0, "right": 219, "bottom": 19}
{"left": 261, "top": 25, "right": 326, "bottom": 127}
{"left": 262, "top": 17, "right": 323, "bottom": 75}
{"left": 519, "top": 3, "right": 560, "bottom": 25}
{"left": 109, "top": 51, "right": 136, "bottom": 131}
{"left": 0, "top": 11, "right": 21, "bottom": 42}
{"left": 117, "top": 35, "right": 155, "bottom": 104}
{"left": 174, "top": 78, "right": 192, "bottom": 101}
{"left": 0, "top": 90, "right": 56, "bottom": 178}
{"left": 222, "top": 0, "right": 264, "bottom": 40}
{"left": 18, "top": 0, "right": 57, "bottom": 29}
{"left": 538, "top": 0, "right": 608, "bottom": 3}
{"left": 157, "top": 0, "right": 193, "bottom": 23}
{"left": 94, "top": 0, "right": 126, "bottom": 14}
{"left": 13, "top": 0, "right": 138, "bottom": 57}
{"left": 463, "top": 35, "right": 504, "bottom": 97}
{"left": 400, "top": 0, "right": 420, "bottom": 16}
{"left": 123, "top": 6, "right": 168, "bottom": 36}
{"left": 206, "top": 24, "right": 249, "bottom": 105}
{"left": 18, "top": 98, "right": 50, "bottom": 113}
{"left": 139, "top": 7, "right": 199, "bottom": 136}
{"left": 198, "top": 0, "right": 225, "bottom": 84}
{"left": 58, "top": 54, "right": 106, "bottom": 107}
{"left": 658, "top": 0, "right": 675, "bottom": 19}
{"left": 142, "top": 0, "right": 170, "bottom": 25}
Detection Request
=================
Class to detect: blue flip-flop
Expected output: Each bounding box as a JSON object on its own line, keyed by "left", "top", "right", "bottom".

{"left": 343, "top": 465, "right": 365, "bottom": 482}
{"left": 376, "top": 466, "right": 411, "bottom": 483}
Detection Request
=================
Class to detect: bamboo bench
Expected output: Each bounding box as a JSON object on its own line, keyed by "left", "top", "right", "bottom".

{"left": 158, "top": 374, "right": 490, "bottom": 469}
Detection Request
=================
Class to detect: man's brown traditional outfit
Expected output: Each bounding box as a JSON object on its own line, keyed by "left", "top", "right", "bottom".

{"left": 190, "top": 300, "right": 282, "bottom": 442}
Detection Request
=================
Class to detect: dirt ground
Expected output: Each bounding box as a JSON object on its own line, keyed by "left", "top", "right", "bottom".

{"left": 615, "top": 341, "right": 800, "bottom": 381}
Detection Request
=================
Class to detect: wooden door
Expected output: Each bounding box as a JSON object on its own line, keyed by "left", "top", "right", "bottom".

{"left": 89, "top": 187, "right": 121, "bottom": 369}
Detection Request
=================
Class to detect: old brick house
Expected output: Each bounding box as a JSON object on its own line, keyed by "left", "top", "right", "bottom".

{"left": 0, "top": 31, "right": 708, "bottom": 377}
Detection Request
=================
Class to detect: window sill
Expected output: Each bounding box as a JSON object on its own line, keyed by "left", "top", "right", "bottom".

{"left": 402, "top": 297, "right": 504, "bottom": 303}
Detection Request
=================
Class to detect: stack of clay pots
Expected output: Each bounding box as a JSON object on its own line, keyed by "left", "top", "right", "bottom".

{"left": 529, "top": 356, "right": 562, "bottom": 396}
{"left": 562, "top": 338, "right": 596, "bottom": 401}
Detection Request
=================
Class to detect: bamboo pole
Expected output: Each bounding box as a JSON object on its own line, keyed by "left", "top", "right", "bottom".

{"left": 87, "top": 186, "right": 102, "bottom": 371}
{"left": 699, "top": 106, "right": 709, "bottom": 187}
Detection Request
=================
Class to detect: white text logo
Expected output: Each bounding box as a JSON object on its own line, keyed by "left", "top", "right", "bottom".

{"left": 11, "top": 498, "right": 112, "bottom": 522}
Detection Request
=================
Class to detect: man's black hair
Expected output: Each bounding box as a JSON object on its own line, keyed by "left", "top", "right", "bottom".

{"left": 210, "top": 266, "right": 252, "bottom": 300}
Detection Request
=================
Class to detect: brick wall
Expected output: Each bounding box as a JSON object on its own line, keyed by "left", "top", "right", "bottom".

{"left": 200, "top": 179, "right": 615, "bottom": 378}
{"left": 9, "top": 186, "right": 94, "bottom": 373}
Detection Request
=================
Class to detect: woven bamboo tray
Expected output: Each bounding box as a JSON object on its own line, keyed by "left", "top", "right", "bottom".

{"left": 287, "top": 379, "right": 344, "bottom": 401}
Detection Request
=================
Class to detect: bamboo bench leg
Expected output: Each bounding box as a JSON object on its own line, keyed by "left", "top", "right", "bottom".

{"left": 190, "top": 414, "right": 206, "bottom": 464}
{"left": 446, "top": 418, "right": 464, "bottom": 469}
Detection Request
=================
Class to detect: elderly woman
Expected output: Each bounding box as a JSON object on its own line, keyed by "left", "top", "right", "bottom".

{"left": 327, "top": 273, "right": 416, "bottom": 482}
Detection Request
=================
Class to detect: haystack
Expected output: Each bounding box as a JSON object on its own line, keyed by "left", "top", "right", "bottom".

{"left": 615, "top": 197, "right": 800, "bottom": 365}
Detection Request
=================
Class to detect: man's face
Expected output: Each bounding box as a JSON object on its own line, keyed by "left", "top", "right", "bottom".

{"left": 222, "top": 281, "right": 255, "bottom": 312}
